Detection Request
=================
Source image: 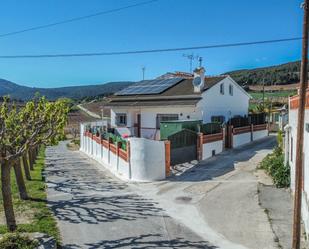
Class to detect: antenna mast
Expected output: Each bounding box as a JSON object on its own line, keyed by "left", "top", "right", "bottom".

{"left": 142, "top": 66, "right": 146, "bottom": 80}
{"left": 183, "top": 53, "right": 195, "bottom": 72}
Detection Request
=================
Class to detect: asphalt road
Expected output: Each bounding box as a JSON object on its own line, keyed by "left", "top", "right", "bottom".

{"left": 131, "top": 136, "right": 279, "bottom": 249}
{"left": 45, "top": 142, "right": 216, "bottom": 249}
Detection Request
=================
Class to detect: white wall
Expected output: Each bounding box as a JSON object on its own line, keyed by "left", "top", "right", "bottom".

{"left": 198, "top": 76, "right": 250, "bottom": 123}
{"left": 286, "top": 107, "right": 309, "bottom": 233}
{"left": 202, "top": 140, "right": 223, "bottom": 160}
{"left": 253, "top": 130, "right": 268, "bottom": 141}
{"left": 233, "top": 133, "right": 251, "bottom": 148}
{"left": 129, "top": 137, "right": 166, "bottom": 181}
{"left": 80, "top": 124, "right": 166, "bottom": 181}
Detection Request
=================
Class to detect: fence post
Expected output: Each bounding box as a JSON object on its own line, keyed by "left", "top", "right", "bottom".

{"left": 222, "top": 127, "right": 226, "bottom": 151}
{"left": 116, "top": 141, "right": 121, "bottom": 171}
{"left": 251, "top": 124, "right": 254, "bottom": 142}
{"left": 230, "top": 125, "right": 234, "bottom": 148}
{"left": 108, "top": 138, "right": 112, "bottom": 164}
{"left": 197, "top": 133, "right": 203, "bottom": 161}
{"left": 164, "top": 140, "right": 171, "bottom": 177}
{"left": 127, "top": 141, "right": 130, "bottom": 163}
{"left": 90, "top": 133, "right": 93, "bottom": 156}
{"left": 116, "top": 142, "right": 122, "bottom": 156}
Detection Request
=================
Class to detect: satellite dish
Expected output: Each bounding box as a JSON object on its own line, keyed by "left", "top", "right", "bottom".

{"left": 193, "top": 76, "right": 202, "bottom": 86}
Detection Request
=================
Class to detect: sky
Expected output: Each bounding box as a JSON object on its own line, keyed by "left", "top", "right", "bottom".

{"left": 0, "top": 0, "right": 304, "bottom": 88}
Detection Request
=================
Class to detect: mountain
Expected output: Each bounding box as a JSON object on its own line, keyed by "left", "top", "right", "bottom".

{"left": 225, "top": 61, "right": 301, "bottom": 86}
{"left": 0, "top": 79, "right": 133, "bottom": 100}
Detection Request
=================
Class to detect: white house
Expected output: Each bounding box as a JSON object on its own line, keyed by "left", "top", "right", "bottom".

{"left": 285, "top": 89, "right": 309, "bottom": 233}
{"left": 105, "top": 68, "right": 251, "bottom": 140}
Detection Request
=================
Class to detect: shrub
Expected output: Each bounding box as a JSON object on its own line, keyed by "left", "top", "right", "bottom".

{"left": 0, "top": 233, "right": 39, "bottom": 249}
{"left": 102, "top": 132, "right": 127, "bottom": 151}
{"left": 260, "top": 146, "right": 290, "bottom": 188}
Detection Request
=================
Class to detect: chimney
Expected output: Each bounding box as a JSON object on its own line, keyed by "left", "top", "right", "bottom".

{"left": 192, "top": 67, "right": 205, "bottom": 93}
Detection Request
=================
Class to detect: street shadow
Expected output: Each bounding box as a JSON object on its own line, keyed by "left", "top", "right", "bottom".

{"left": 48, "top": 193, "right": 163, "bottom": 224}
{"left": 46, "top": 154, "right": 162, "bottom": 224}
{"left": 169, "top": 136, "right": 276, "bottom": 182}
{"left": 63, "top": 234, "right": 217, "bottom": 249}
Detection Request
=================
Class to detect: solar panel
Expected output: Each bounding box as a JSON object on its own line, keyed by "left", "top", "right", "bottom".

{"left": 115, "top": 78, "right": 183, "bottom": 96}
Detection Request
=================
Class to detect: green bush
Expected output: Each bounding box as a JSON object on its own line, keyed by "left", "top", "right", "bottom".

{"left": 260, "top": 146, "right": 290, "bottom": 188}
{"left": 0, "top": 233, "right": 39, "bottom": 249}
{"left": 72, "top": 139, "right": 80, "bottom": 146}
{"left": 104, "top": 132, "right": 127, "bottom": 151}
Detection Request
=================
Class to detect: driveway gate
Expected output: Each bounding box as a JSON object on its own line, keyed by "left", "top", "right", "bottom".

{"left": 168, "top": 129, "right": 197, "bottom": 165}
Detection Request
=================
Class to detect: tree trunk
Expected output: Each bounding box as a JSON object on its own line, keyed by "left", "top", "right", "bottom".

{"left": 22, "top": 155, "right": 31, "bottom": 180}
{"left": 28, "top": 150, "right": 34, "bottom": 170}
{"left": 1, "top": 162, "right": 17, "bottom": 231}
{"left": 13, "top": 160, "right": 28, "bottom": 200}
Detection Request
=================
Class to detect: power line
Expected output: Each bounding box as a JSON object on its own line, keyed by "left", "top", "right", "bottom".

{"left": 0, "top": 37, "right": 302, "bottom": 59}
{"left": 0, "top": 0, "right": 159, "bottom": 38}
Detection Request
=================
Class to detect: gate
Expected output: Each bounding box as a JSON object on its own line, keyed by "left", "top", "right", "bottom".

{"left": 168, "top": 129, "right": 197, "bottom": 165}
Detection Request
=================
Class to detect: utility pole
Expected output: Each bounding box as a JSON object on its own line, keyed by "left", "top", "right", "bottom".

{"left": 262, "top": 78, "right": 265, "bottom": 111}
{"left": 292, "top": 1, "right": 309, "bottom": 248}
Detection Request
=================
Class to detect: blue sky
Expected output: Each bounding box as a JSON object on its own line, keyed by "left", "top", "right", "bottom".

{"left": 0, "top": 0, "right": 304, "bottom": 88}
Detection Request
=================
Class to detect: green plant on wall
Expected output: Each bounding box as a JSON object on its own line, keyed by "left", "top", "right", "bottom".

{"left": 260, "top": 132, "right": 290, "bottom": 188}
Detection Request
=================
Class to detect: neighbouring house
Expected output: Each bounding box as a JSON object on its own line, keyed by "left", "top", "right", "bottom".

{"left": 268, "top": 105, "right": 289, "bottom": 132}
{"left": 105, "top": 67, "right": 251, "bottom": 140}
{"left": 285, "top": 89, "right": 309, "bottom": 233}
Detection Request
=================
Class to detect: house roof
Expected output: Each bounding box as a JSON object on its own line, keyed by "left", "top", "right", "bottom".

{"left": 105, "top": 76, "right": 227, "bottom": 107}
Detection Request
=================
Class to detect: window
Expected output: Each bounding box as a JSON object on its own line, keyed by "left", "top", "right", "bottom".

{"left": 229, "top": 84, "right": 233, "bottom": 96}
{"left": 211, "top": 115, "right": 225, "bottom": 124}
{"left": 116, "top": 113, "right": 127, "bottom": 126}
{"left": 156, "top": 114, "right": 178, "bottom": 128}
{"left": 220, "top": 83, "right": 224, "bottom": 95}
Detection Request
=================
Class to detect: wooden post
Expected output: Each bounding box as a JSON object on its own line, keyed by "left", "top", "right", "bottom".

{"left": 250, "top": 124, "right": 254, "bottom": 142}
{"left": 116, "top": 142, "right": 122, "bottom": 156}
{"left": 164, "top": 141, "right": 171, "bottom": 177}
{"left": 222, "top": 127, "right": 226, "bottom": 151}
{"left": 197, "top": 133, "right": 203, "bottom": 161}
{"left": 230, "top": 125, "right": 234, "bottom": 148}
{"left": 293, "top": 1, "right": 309, "bottom": 247}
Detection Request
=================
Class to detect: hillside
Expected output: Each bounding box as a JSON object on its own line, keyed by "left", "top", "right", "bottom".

{"left": 225, "top": 61, "right": 301, "bottom": 86}
{"left": 0, "top": 79, "right": 133, "bottom": 100}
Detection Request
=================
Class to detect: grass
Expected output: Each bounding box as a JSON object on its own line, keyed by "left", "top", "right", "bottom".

{"left": 0, "top": 147, "right": 60, "bottom": 245}
{"left": 248, "top": 90, "right": 297, "bottom": 99}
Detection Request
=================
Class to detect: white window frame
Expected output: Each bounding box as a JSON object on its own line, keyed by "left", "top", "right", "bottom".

{"left": 116, "top": 113, "right": 127, "bottom": 126}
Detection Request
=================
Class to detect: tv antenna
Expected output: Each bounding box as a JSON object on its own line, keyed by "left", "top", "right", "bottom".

{"left": 183, "top": 53, "right": 200, "bottom": 72}
{"left": 198, "top": 56, "right": 203, "bottom": 67}
{"left": 142, "top": 66, "right": 146, "bottom": 80}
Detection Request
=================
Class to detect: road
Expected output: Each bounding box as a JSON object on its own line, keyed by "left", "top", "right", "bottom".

{"left": 46, "top": 137, "right": 278, "bottom": 249}
{"left": 132, "top": 136, "right": 278, "bottom": 249}
{"left": 46, "top": 142, "right": 215, "bottom": 249}
{"left": 77, "top": 104, "right": 101, "bottom": 119}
